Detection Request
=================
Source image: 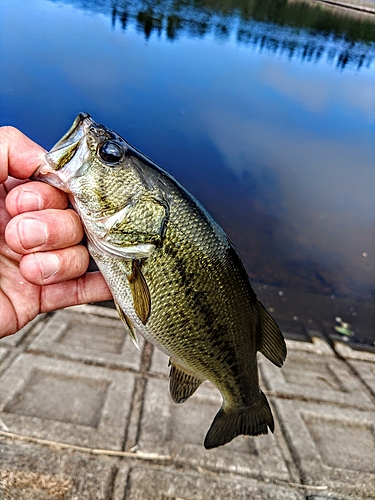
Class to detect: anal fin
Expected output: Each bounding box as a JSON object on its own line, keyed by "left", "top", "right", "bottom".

{"left": 169, "top": 360, "right": 204, "bottom": 404}
{"left": 114, "top": 300, "right": 139, "bottom": 349}
{"left": 256, "top": 301, "right": 287, "bottom": 367}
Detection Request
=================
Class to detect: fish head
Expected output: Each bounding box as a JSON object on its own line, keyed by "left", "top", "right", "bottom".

{"left": 32, "top": 112, "right": 149, "bottom": 219}
{"left": 32, "top": 113, "right": 170, "bottom": 259}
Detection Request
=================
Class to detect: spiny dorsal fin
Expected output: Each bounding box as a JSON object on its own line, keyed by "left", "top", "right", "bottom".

{"left": 127, "top": 259, "right": 151, "bottom": 325}
{"left": 114, "top": 300, "right": 139, "bottom": 349}
{"left": 169, "top": 359, "right": 204, "bottom": 404}
{"left": 256, "top": 301, "right": 287, "bottom": 367}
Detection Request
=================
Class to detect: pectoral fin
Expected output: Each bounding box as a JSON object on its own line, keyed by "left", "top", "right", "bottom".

{"left": 114, "top": 301, "right": 139, "bottom": 349}
{"left": 169, "top": 359, "right": 204, "bottom": 404}
{"left": 256, "top": 301, "right": 287, "bottom": 367}
{"left": 127, "top": 259, "right": 151, "bottom": 325}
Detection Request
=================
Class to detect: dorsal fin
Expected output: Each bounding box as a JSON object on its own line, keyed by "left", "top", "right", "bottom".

{"left": 127, "top": 259, "right": 151, "bottom": 324}
{"left": 114, "top": 301, "right": 139, "bottom": 349}
{"left": 169, "top": 359, "right": 204, "bottom": 404}
{"left": 256, "top": 301, "right": 287, "bottom": 367}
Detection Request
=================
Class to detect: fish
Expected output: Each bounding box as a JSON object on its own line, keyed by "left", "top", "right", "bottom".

{"left": 32, "top": 112, "right": 286, "bottom": 449}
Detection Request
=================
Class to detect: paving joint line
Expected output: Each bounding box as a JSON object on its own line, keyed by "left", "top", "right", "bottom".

{"left": 123, "top": 341, "right": 155, "bottom": 451}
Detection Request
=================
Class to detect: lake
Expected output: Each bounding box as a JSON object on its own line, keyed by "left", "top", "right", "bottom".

{"left": 1, "top": 0, "right": 374, "bottom": 346}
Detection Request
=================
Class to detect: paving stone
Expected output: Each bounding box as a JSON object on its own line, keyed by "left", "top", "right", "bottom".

{"left": 272, "top": 398, "right": 375, "bottom": 498}
{"left": 346, "top": 359, "right": 375, "bottom": 400}
{"left": 259, "top": 346, "right": 374, "bottom": 409}
{"left": 0, "top": 436, "right": 118, "bottom": 499}
{"left": 136, "top": 376, "right": 290, "bottom": 482}
{"left": 28, "top": 305, "right": 144, "bottom": 370}
{"left": 0, "top": 316, "right": 46, "bottom": 349}
{"left": 0, "top": 347, "right": 8, "bottom": 365}
{"left": 149, "top": 346, "right": 169, "bottom": 376}
{"left": 117, "top": 465, "right": 304, "bottom": 500}
{"left": 286, "top": 335, "right": 335, "bottom": 356}
{"left": 330, "top": 341, "right": 375, "bottom": 400}
{"left": 333, "top": 340, "right": 375, "bottom": 362}
{"left": 0, "top": 353, "right": 134, "bottom": 449}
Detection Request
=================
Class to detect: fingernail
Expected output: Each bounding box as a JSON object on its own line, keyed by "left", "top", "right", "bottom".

{"left": 18, "top": 218, "right": 48, "bottom": 249}
{"left": 16, "top": 190, "right": 43, "bottom": 212}
{"left": 35, "top": 253, "right": 61, "bottom": 280}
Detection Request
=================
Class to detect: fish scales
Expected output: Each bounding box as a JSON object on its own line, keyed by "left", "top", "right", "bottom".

{"left": 32, "top": 113, "right": 286, "bottom": 449}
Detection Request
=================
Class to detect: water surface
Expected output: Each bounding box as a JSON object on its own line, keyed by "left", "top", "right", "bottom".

{"left": 1, "top": 0, "right": 374, "bottom": 344}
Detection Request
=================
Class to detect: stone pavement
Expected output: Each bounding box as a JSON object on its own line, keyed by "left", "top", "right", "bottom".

{"left": 0, "top": 304, "right": 374, "bottom": 500}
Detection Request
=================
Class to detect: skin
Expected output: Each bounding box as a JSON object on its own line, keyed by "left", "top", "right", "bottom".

{"left": 0, "top": 126, "right": 112, "bottom": 338}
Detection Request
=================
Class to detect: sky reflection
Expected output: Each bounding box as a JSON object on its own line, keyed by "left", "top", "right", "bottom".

{"left": 1, "top": 0, "right": 374, "bottom": 341}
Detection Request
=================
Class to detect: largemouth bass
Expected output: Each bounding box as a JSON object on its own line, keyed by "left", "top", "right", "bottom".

{"left": 32, "top": 113, "right": 286, "bottom": 449}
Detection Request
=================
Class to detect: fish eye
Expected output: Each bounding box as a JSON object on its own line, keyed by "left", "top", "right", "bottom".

{"left": 98, "top": 141, "right": 123, "bottom": 164}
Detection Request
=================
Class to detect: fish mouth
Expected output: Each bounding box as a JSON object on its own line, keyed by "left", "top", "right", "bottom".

{"left": 31, "top": 112, "right": 94, "bottom": 191}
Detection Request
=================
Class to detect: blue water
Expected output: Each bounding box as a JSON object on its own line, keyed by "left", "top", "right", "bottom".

{"left": 1, "top": 0, "right": 374, "bottom": 344}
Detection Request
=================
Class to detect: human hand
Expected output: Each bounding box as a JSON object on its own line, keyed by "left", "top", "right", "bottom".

{"left": 0, "top": 126, "right": 112, "bottom": 338}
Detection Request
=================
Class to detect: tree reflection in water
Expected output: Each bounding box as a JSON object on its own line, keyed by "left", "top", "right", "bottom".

{"left": 55, "top": 0, "right": 375, "bottom": 70}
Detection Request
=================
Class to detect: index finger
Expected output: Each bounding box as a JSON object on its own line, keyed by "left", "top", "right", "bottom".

{"left": 0, "top": 126, "right": 46, "bottom": 183}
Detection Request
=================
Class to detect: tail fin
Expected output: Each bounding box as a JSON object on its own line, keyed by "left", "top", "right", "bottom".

{"left": 204, "top": 391, "right": 274, "bottom": 449}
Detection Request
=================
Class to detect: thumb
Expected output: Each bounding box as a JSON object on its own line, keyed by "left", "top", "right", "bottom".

{"left": 0, "top": 126, "right": 46, "bottom": 183}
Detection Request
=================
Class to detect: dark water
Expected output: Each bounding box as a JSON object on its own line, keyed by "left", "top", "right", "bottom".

{"left": 1, "top": 0, "right": 374, "bottom": 345}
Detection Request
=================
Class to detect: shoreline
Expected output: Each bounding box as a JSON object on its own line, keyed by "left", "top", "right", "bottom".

{"left": 290, "top": 0, "right": 375, "bottom": 17}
